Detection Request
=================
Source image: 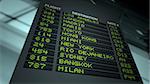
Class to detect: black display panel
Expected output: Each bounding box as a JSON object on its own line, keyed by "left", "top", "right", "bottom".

{"left": 10, "top": 0, "right": 143, "bottom": 84}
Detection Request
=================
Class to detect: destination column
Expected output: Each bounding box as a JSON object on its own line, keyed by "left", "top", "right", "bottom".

{"left": 56, "top": 11, "right": 121, "bottom": 79}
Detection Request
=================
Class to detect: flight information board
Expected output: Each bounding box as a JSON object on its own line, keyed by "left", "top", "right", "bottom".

{"left": 10, "top": 0, "right": 143, "bottom": 84}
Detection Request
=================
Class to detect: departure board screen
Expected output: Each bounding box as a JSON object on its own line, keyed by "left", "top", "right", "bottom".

{"left": 10, "top": 0, "right": 143, "bottom": 84}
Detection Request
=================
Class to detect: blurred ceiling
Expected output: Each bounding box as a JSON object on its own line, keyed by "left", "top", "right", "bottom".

{"left": 118, "top": 0, "right": 149, "bottom": 18}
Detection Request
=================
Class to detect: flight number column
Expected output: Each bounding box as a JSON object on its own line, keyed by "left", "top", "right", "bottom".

{"left": 24, "top": 4, "right": 61, "bottom": 71}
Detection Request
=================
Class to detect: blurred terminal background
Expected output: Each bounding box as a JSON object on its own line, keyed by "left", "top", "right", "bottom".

{"left": 0, "top": 0, "right": 149, "bottom": 84}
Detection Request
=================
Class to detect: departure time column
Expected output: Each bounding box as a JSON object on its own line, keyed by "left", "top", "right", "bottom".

{"left": 107, "top": 21, "right": 142, "bottom": 81}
